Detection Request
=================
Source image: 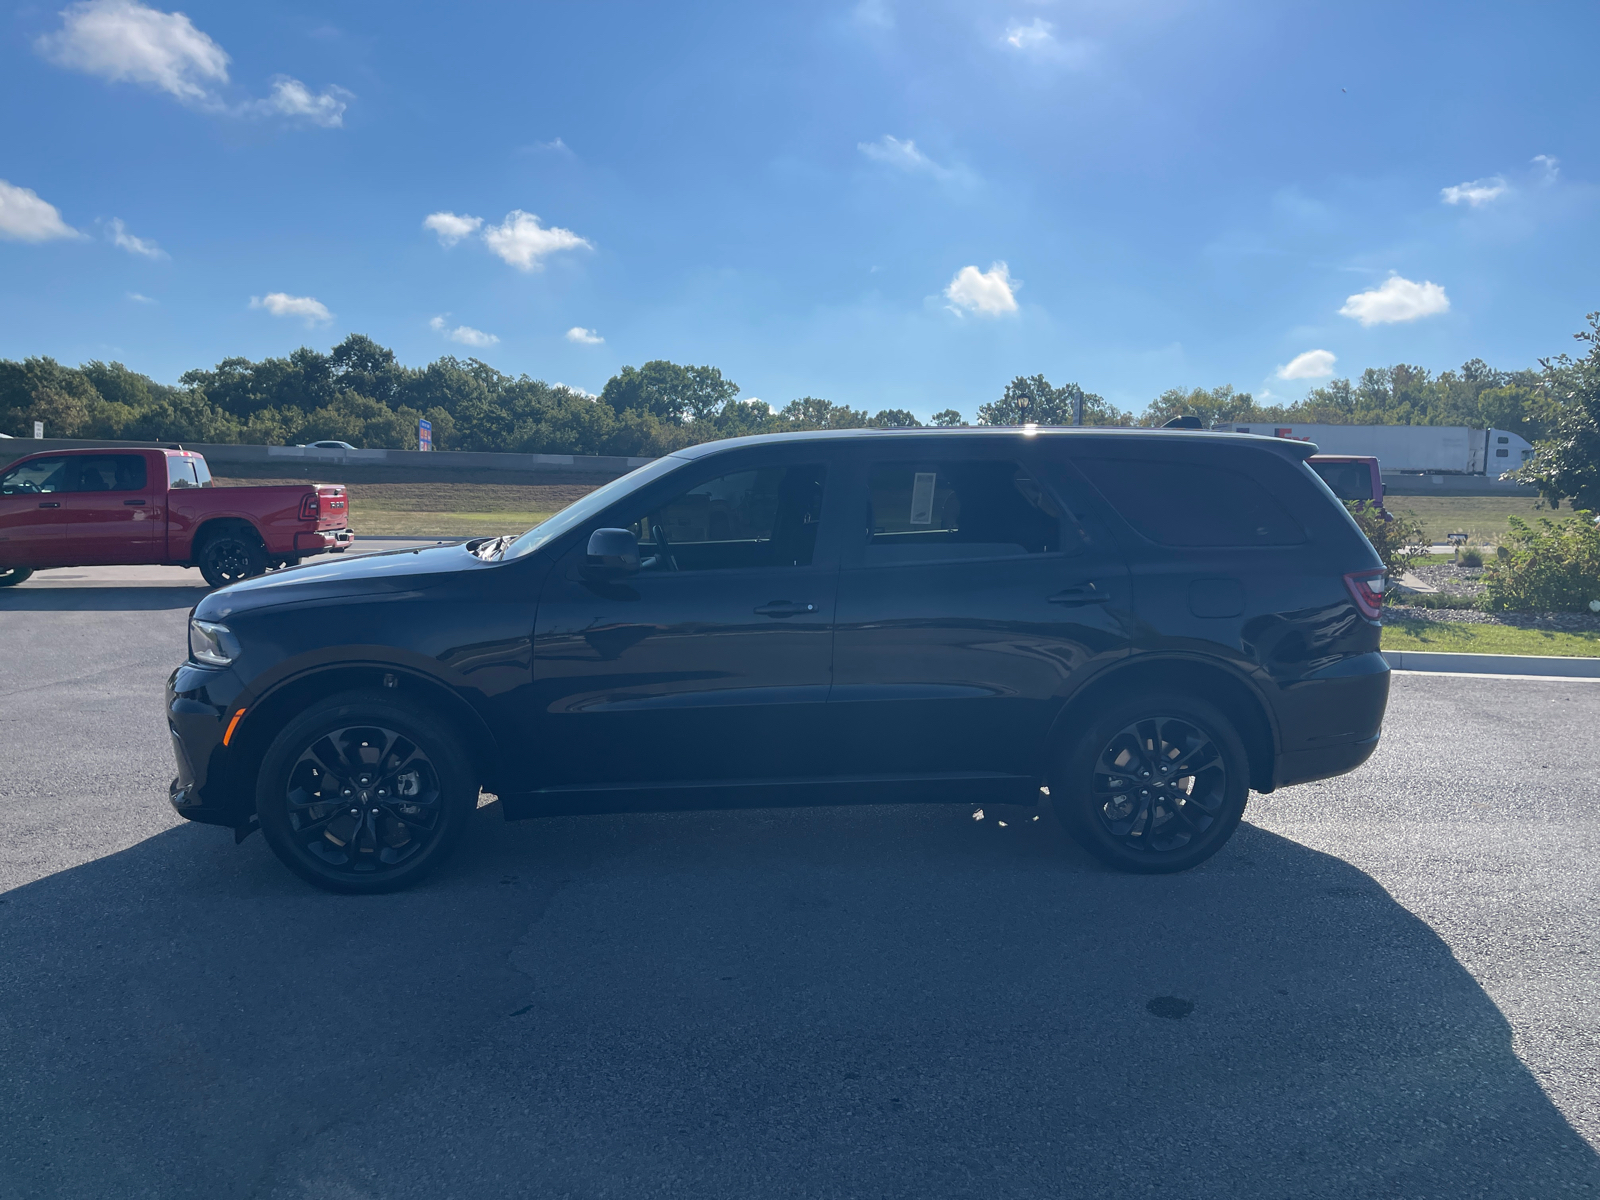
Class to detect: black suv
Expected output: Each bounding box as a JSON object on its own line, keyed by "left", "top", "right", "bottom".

{"left": 167, "top": 428, "right": 1390, "bottom": 892}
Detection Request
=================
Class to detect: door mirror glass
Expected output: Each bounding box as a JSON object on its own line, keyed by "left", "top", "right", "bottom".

{"left": 583, "top": 527, "right": 640, "bottom": 580}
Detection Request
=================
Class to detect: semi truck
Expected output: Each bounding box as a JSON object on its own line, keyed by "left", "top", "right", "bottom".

{"left": 1222, "top": 424, "right": 1533, "bottom": 475}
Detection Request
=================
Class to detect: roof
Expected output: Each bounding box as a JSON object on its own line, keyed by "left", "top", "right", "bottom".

{"left": 670, "top": 425, "right": 1319, "bottom": 460}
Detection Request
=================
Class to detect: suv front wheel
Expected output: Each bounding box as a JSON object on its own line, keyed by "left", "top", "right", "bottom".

{"left": 256, "top": 693, "right": 478, "bottom": 893}
{"left": 1053, "top": 692, "right": 1250, "bottom": 873}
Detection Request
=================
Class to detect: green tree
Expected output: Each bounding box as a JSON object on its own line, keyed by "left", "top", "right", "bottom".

{"left": 600, "top": 361, "right": 740, "bottom": 423}
{"left": 1140, "top": 384, "right": 1257, "bottom": 428}
{"left": 978, "top": 375, "right": 1124, "bottom": 426}
{"left": 930, "top": 408, "right": 965, "bottom": 427}
{"left": 870, "top": 409, "right": 922, "bottom": 428}
{"left": 1513, "top": 312, "right": 1600, "bottom": 511}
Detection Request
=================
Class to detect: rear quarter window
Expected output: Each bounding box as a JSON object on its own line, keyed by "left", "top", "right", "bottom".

{"left": 1074, "top": 455, "right": 1305, "bottom": 547}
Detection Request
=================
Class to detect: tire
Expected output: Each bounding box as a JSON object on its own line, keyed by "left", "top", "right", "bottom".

{"left": 256, "top": 692, "right": 478, "bottom": 894}
{"left": 197, "top": 529, "right": 267, "bottom": 588}
{"left": 0, "top": 567, "right": 34, "bottom": 588}
{"left": 1051, "top": 691, "right": 1249, "bottom": 874}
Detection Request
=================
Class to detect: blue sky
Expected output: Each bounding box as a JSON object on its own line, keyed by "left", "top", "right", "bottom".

{"left": 2, "top": 0, "right": 1596, "bottom": 420}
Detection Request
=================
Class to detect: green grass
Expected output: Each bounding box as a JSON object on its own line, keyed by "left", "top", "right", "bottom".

{"left": 1387, "top": 497, "right": 1555, "bottom": 544}
{"left": 352, "top": 509, "right": 559, "bottom": 537}
{"left": 1382, "top": 618, "right": 1600, "bottom": 657}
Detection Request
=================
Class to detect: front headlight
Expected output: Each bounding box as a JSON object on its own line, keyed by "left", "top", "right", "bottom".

{"left": 189, "top": 618, "right": 241, "bottom": 666}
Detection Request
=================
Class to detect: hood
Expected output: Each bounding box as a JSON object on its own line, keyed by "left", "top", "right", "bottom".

{"left": 195, "top": 542, "right": 490, "bottom": 620}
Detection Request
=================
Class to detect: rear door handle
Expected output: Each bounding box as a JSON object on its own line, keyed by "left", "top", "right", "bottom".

{"left": 123, "top": 499, "right": 146, "bottom": 506}
{"left": 1049, "top": 584, "right": 1111, "bottom": 606}
{"left": 754, "top": 601, "right": 817, "bottom": 618}
{"left": 38, "top": 501, "right": 60, "bottom": 509}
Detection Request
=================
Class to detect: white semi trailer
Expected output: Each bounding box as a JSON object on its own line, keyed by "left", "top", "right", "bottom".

{"left": 1222, "top": 424, "right": 1533, "bottom": 474}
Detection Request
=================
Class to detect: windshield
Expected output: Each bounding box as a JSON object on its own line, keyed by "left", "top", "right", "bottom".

{"left": 505, "top": 455, "right": 688, "bottom": 559}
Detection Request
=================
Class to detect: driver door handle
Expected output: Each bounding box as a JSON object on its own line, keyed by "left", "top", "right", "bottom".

{"left": 1049, "top": 583, "right": 1111, "bottom": 606}
{"left": 754, "top": 601, "right": 816, "bottom": 618}
{"left": 38, "top": 501, "right": 61, "bottom": 508}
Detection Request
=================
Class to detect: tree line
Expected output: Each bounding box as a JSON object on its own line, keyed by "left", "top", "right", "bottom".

{"left": 0, "top": 330, "right": 1569, "bottom": 461}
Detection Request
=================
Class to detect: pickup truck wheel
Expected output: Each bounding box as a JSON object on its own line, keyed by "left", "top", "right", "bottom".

{"left": 1051, "top": 692, "right": 1249, "bottom": 874}
{"left": 198, "top": 531, "right": 266, "bottom": 588}
{"left": 0, "top": 567, "right": 34, "bottom": 587}
{"left": 256, "top": 693, "right": 477, "bottom": 894}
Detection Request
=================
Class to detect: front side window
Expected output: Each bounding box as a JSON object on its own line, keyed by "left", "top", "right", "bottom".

{"left": 865, "top": 460, "right": 1074, "bottom": 563}
{"left": 1076, "top": 456, "right": 1304, "bottom": 547}
{"left": 0, "top": 457, "right": 68, "bottom": 495}
{"left": 69, "top": 455, "right": 148, "bottom": 493}
{"left": 625, "top": 464, "right": 826, "bottom": 572}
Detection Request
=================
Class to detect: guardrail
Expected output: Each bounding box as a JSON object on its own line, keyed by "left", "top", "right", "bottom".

{"left": 0, "top": 437, "right": 653, "bottom": 480}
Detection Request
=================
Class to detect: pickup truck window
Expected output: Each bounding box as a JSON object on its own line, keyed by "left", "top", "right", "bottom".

{"left": 168, "top": 456, "right": 209, "bottom": 489}
{"left": 68, "top": 455, "right": 148, "bottom": 493}
{"left": 0, "top": 457, "right": 68, "bottom": 495}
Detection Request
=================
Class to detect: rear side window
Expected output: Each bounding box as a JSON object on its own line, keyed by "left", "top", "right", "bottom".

{"left": 866, "top": 460, "right": 1078, "bottom": 563}
{"left": 168, "top": 456, "right": 203, "bottom": 489}
{"left": 0, "top": 457, "right": 68, "bottom": 494}
{"left": 68, "top": 454, "right": 147, "bottom": 493}
{"left": 1309, "top": 461, "right": 1372, "bottom": 502}
{"left": 1075, "top": 456, "right": 1304, "bottom": 547}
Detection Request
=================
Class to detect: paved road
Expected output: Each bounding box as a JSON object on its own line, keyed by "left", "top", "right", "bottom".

{"left": 2, "top": 579, "right": 1598, "bottom": 1199}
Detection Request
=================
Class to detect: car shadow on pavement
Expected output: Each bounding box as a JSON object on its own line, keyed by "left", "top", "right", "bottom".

{"left": 0, "top": 585, "right": 210, "bottom": 611}
{"left": 0, "top": 802, "right": 1595, "bottom": 1200}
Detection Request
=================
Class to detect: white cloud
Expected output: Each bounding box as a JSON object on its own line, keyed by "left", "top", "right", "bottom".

{"left": 1440, "top": 176, "right": 1507, "bottom": 207}
{"left": 1277, "top": 349, "right": 1337, "bottom": 380}
{"left": 429, "top": 315, "right": 498, "bottom": 347}
{"left": 107, "top": 217, "right": 166, "bottom": 258}
{"left": 251, "top": 292, "right": 332, "bottom": 325}
{"left": 252, "top": 76, "right": 350, "bottom": 127}
{"left": 423, "top": 211, "right": 483, "bottom": 246}
{"left": 36, "top": 0, "right": 229, "bottom": 101}
{"left": 0, "top": 179, "right": 80, "bottom": 242}
{"left": 481, "top": 210, "right": 591, "bottom": 271}
{"left": 565, "top": 326, "right": 603, "bottom": 345}
{"left": 1002, "top": 17, "right": 1095, "bottom": 65}
{"left": 1338, "top": 275, "right": 1449, "bottom": 326}
{"left": 858, "top": 134, "right": 954, "bottom": 180}
{"left": 36, "top": 1, "right": 348, "bottom": 125}
{"left": 944, "top": 262, "right": 1019, "bottom": 316}
{"left": 1533, "top": 154, "right": 1560, "bottom": 184}
{"left": 127, "top": 291, "right": 156, "bottom": 303}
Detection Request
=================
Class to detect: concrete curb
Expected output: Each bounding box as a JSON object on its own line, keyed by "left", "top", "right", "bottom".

{"left": 1383, "top": 649, "right": 1600, "bottom": 677}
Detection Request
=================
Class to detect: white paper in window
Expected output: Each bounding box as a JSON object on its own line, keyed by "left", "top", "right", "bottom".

{"left": 909, "top": 472, "right": 937, "bottom": 525}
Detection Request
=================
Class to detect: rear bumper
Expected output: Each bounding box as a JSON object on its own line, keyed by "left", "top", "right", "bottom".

{"left": 1269, "top": 651, "right": 1390, "bottom": 789}
{"left": 1273, "top": 731, "right": 1382, "bottom": 789}
{"left": 294, "top": 527, "right": 355, "bottom": 555}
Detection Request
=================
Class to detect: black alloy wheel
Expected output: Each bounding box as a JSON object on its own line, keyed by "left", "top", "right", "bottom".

{"left": 198, "top": 532, "right": 266, "bottom": 588}
{"left": 0, "top": 566, "right": 34, "bottom": 587}
{"left": 1054, "top": 693, "right": 1249, "bottom": 874}
{"left": 257, "top": 694, "right": 476, "bottom": 893}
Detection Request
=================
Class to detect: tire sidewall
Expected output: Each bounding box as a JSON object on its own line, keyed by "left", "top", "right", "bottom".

{"left": 256, "top": 692, "right": 477, "bottom": 894}
{"left": 0, "top": 567, "right": 33, "bottom": 587}
{"left": 1052, "top": 692, "right": 1250, "bottom": 874}
{"left": 199, "top": 533, "right": 265, "bottom": 588}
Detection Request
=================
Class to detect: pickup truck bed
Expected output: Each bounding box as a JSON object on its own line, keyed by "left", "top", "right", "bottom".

{"left": 0, "top": 447, "right": 353, "bottom": 587}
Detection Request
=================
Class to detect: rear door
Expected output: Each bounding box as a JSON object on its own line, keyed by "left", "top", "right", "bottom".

{"left": 57, "top": 453, "right": 157, "bottom": 564}
{"left": 526, "top": 446, "right": 844, "bottom": 801}
{"left": 826, "top": 444, "right": 1132, "bottom": 786}
{"left": 0, "top": 456, "right": 71, "bottom": 568}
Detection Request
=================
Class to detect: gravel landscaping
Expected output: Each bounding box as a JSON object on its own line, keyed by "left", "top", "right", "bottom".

{"left": 1385, "top": 604, "right": 1600, "bottom": 632}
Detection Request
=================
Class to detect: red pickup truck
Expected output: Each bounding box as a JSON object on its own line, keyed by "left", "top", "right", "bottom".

{"left": 0, "top": 447, "right": 353, "bottom": 588}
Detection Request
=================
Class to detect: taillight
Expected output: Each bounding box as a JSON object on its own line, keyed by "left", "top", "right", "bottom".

{"left": 1343, "top": 569, "right": 1385, "bottom": 621}
{"left": 299, "top": 494, "right": 320, "bottom": 520}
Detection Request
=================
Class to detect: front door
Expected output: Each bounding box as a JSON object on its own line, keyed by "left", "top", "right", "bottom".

{"left": 524, "top": 453, "right": 841, "bottom": 809}
{"left": 0, "top": 456, "right": 71, "bottom": 569}
{"left": 827, "top": 449, "right": 1133, "bottom": 787}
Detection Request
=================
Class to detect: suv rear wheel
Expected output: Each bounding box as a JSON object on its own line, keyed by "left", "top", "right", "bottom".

{"left": 1052, "top": 692, "right": 1249, "bottom": 873}
{"left": 197, "top": 528, "right": 266, "bottom": 588}
{"left": 256, "top": 693, "right": 478, "bottom": 894}
{"left": 0, "top": 567, "right": 33, "bottom": 587}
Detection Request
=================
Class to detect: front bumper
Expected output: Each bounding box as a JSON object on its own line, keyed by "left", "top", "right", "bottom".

{"left": 294, "top": 527, "right": 355, "bottom": 555}
{"left": 166, "top": 662, "right": 253, "bottom": 828}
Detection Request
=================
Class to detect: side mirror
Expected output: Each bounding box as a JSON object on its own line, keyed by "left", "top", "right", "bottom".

{"left": 583, "top": 527, "right": 640, "bottom": 580}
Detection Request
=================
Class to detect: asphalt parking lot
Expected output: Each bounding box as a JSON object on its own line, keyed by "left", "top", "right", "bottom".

{"left": 2, "top": 565, "right": 1598, "bottom": 1199}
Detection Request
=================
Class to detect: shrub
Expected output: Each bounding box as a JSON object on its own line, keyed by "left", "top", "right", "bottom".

{"left": 1458, "top": 547, "right": 1484, "bottom": 568}
{"left": 1478, "top": 513, "right": 1600, "bottom": 612}
{"left": 1345, "top": 502, "right": 1426, "bottom": 592}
